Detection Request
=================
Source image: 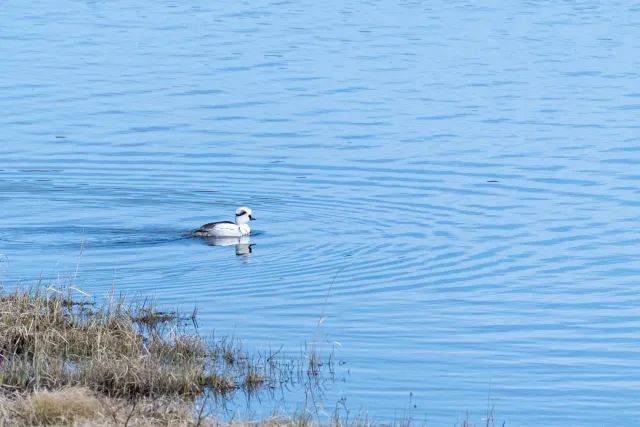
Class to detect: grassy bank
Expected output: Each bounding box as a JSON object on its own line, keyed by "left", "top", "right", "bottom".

{"left": 0, "top": 282, "right": 498, "bottom": 427}
{"left": 0, "top": 284, "right": 334, "bottom": 426}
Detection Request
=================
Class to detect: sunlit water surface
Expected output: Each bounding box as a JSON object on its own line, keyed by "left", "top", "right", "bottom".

{"left": 2, "top": 1, "right": 640, "bottom": 425}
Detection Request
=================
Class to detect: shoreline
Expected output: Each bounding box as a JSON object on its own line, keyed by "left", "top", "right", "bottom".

{"left": 0, "top": 283, "right": 348, "bottom": 426}
{"left": 0, "top": 279, "right": 498, "bottom": 427}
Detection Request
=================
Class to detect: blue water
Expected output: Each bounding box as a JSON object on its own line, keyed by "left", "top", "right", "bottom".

{"left": 2, "top": 0, "right": 640, "bottom": 425}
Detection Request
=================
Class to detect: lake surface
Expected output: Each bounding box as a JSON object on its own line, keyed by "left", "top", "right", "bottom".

{"left": 2, "top": 0, "right": 640, "bottom": 425}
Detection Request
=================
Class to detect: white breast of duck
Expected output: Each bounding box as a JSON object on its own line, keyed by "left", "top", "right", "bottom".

{"left": 190, "top": 207, "right": 255, "bottom": 238}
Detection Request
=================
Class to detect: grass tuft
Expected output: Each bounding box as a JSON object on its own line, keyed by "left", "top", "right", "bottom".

{"left": 0, "top": 283, "right": 341, "bottom": 426}
{"left": 244, "top": 366, "right": 266, "bottom": 393}
{"left": 0, "top": 284, "right": 308, "bottom": 402}
{"left": 19, "top": 387, "right": 104, "bottom": 425}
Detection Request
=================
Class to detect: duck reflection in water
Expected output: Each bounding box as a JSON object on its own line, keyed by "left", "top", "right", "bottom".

{"left": 202, "top": 235, "right": 254, "bottom": 256}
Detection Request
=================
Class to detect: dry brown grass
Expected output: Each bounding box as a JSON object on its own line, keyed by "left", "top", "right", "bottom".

{"left": 0, "top": 387, "right": 358, "bottom": 427}
{"left": 0, "top": 285, "right": 274, "bottom": 400}
{"left": 1, "top": 290, "right": 180, "bottom": 397}
{"left": 17, "top": 387, "right": 104, "bottom": 425}
{"left": 244, "top": 366, "right": 266, "bottom": 393}
{"left": 0, "top": 284, "right": 344, "bottom": 427}
{"left": 0, "top": 386, "right": 218, "bottom": 426}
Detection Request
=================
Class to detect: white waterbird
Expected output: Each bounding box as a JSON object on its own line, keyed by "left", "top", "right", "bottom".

{"left": 190, "top": 207, "right": 255, "bottom": 238}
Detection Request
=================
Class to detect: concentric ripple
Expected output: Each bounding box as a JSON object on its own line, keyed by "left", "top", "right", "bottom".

{"left": 2, "top": 0, "right": 640, "bottom": 425}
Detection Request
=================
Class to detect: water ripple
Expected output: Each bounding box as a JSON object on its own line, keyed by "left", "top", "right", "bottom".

{"left": 1, "top": 0, "right": 640, "bottom": 425}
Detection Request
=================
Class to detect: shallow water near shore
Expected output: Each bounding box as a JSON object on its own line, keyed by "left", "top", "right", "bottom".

{"left": 2, "top": 0, "right": 640, "bottom": 425}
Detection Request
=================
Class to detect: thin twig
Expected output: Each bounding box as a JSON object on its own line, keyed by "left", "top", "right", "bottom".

{"left": 73, "top": 238, "right": 87, "bottom": 286}
{"left": 123, "top": 398, "right": 138, "bottom": 427}
{"left": 310, "top": 264, "right": 350, "bottom": 355}
{"left": 196, "top": 393, "right": 210, "bottom": 427}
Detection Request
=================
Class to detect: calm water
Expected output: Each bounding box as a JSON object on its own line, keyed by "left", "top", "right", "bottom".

{"left": 2, "top": 0, "right": 640, "bottom": 425}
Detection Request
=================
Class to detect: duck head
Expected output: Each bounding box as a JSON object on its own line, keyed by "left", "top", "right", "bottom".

{"left": 234, "top": 207, "right": 255, "bottom": 225}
